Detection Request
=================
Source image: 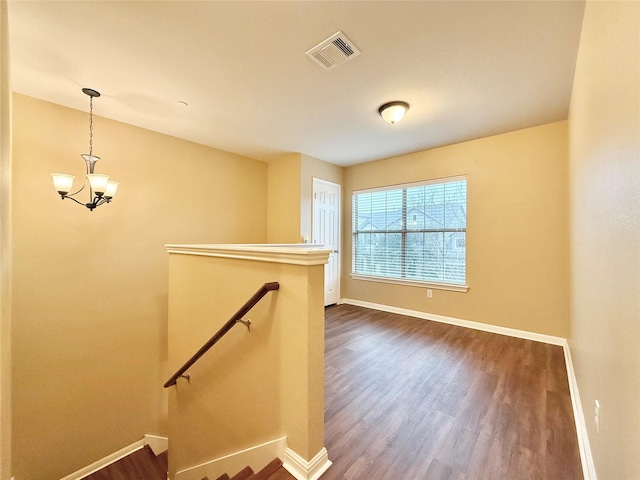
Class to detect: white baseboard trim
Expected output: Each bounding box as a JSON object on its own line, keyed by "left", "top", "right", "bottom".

{"left": 175, "top": 436, "right": 287, "bottom": 480}
{"left": 562, "top": 341, "right": 597, "bottom": 480}
{"left": 339, "top": 298, "right": 565, "bottom": 345}
{"left": 60, "top": 439, "right": 145, "bottom": 480}
{"left": 283, "top": 447, "right": 332, "bottom": 480}
{"left": 58, "top": 434, "right": 168, "bottom": 480}
{"left": 145, "top": 434, "right": 169, "bottom": 456}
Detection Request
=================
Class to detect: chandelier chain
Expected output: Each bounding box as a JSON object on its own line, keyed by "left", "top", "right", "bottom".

{"left": 88, "top": 96, "right": 93, "bottom": 156}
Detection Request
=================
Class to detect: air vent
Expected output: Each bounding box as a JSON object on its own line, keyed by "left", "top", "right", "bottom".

{"left": 305, "top": 31, "right": 361, "bottom": 71}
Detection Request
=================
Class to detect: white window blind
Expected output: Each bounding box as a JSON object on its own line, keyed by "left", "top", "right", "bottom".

{"left": 352, "top": 177, "right": 467, "bottom": 286}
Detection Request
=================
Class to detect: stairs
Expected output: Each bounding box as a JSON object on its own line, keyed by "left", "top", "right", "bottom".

{"left": 84, "top": 446, "right": 295, "bottom": 480}
{"left": 212, "top": 457, "right": 295, "bottom": 480}
{"left": 83, "top": 445, "right": 167, "bottom": 480}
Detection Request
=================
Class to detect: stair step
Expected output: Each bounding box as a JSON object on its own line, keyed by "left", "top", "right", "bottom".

{"left": 82, "top": 446, "right": 296, "bottom": 480}
{"left": 230, "top": 466, "right": 254, "bottom": 480}
{"left": 83, "top": 445, "right": 166, "bottom": 480}
{"left": 211, "top": 457, "right": 295, "bottom": 480}
{"left": 155, "top": 450, "right": 169, "bottom": 478}
{"left": 251, "top": 457, "right": 283, "bottom": 480}
{"left": 264, "top": 468, "right": 297, "bottom": 480}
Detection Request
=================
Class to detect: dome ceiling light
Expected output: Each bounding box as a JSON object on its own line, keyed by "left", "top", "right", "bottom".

{"left": 378, "top": 101, "right": 410, "bottom": 124}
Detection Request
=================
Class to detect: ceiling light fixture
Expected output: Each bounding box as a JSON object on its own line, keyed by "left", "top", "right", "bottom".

{"left": 51, "top": 88, "right": 119, "bottom": 211}
{"left": 378, "top": 101, "right": 410, "bottom": 124}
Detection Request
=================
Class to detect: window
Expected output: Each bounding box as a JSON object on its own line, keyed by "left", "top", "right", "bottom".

{"left": 352, "top": 176, "right": 467, "bottom": 288}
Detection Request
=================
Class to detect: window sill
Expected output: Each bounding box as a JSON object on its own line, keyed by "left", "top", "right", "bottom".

{"left": 350, "top": 274, "right": 469, "bottom": 292}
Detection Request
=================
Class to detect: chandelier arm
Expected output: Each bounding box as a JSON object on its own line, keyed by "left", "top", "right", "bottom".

{"left": 62, "top": 195, "right": 89, "bottom": 207}
{"left": 65, "top": 177, "right": 89, "bottom": 198}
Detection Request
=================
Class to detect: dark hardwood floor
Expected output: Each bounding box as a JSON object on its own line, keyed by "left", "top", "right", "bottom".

{"left": 322, "top": 304, "right": 582, "bottom": 480}
{"left": 83, "top": 446, "right": 167, "bottom": 480}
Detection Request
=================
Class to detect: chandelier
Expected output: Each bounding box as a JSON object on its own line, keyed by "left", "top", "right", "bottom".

{"left": 51, "top": 88, "right": 119, "bottom": 211}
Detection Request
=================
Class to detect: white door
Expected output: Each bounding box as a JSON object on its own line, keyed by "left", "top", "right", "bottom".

{"left": 312, "top": 178, "right": 340, "bottom": 306}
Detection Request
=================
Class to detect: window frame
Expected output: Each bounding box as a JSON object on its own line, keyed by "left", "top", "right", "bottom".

{"left": 351, "top": 176, "right": 469, "bottom": 292}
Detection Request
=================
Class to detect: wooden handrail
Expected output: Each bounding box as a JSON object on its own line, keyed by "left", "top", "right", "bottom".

{"left": 164, "top": 281, "right": 280, "bottom": 388}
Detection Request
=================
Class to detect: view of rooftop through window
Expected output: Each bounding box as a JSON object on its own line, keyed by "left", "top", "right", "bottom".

{"left": 352, "top": 178, "right": 467, "bottom": 285}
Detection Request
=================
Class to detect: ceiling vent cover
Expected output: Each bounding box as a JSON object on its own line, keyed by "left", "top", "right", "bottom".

{"left": 306, "top": 31, "right": 361, "bottom": 71}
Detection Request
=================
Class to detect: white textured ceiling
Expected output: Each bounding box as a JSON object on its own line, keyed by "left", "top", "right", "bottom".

{"left": 7, "top": 1, "right": 585, "bottom": 167}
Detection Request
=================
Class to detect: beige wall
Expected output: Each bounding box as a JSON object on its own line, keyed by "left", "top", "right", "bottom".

{"left": 568, "top": 1, "right": 640, "bottom": 478}
{"left": 343, "top": 121, "right": 570, "bottom": 337}
{"left": 11, "top": 94, "right": 268, "bottom": 480}
{"left": 0, "top": 1, "right": 12, "bottom": 478}
{"left": 167, "top": 251, "right": 326, "bottom": 477}
{"left": 267, "top": 153, "right": 343, "bottom": 244}
{"left": 300, "top": 154, "right": 343, "bottom": 243}
{"left": 267, "top": 154, "right": 301, "bottom": 243}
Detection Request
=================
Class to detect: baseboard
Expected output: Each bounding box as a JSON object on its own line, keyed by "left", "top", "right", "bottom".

{"left": 145, "top": 434, "right": 169, "bottom": 455}
{"left": 175, "top": 436, "right": 287, "bottom": 480}
{"left": 59, "top": 439, "right": 146, "bottom": 480}
{"left": 283, "top": 447, "right": 332, "bottom": 480}
{"left": 339, "top": 298, "right": 565, "bottom": 345}
{"left": 563, "top": 340, "right": 598, "bottom": 480}
{"left": 57, "top": 434, "right": 168, "bottom": 480}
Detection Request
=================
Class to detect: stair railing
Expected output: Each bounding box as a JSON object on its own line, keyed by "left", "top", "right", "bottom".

{"left": 164, "top": 281, "right": 280, "bottom": 388}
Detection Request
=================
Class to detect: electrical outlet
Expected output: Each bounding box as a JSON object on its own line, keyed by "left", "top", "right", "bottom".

{"left": 595, "top": 400, "right": 600, "bottom": 433}
{"left": 427, "top": 289, "right": 433, "bottom": 298}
